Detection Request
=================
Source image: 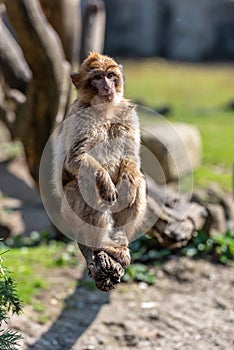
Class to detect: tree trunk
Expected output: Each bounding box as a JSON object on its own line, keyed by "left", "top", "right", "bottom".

{"left": 0, "top": 16, "right": 31, "bottom": 93}
{"left": 80, "top": 0, "right": 106, "bottom": 63}
{"left": 39, "top": 0, "right": 81, "bottom": 68}
{"left": 3, "top": 0, "right": 70, "bottom": 183}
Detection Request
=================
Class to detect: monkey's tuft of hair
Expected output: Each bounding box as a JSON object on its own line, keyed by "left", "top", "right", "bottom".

{"left": 71, "top": 52, "right": 125, "bottom": 106}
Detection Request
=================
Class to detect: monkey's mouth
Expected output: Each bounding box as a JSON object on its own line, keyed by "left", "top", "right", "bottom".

{"left": 98, "top": 89, "right": 115, "bottom": 101}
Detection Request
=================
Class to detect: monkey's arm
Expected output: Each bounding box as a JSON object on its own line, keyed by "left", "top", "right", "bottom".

{"left": 64, "top": 148, "right": 103, "bottom": 175}
{"left": 119, "top": 158, "right": 141, "bottom": 183}
{"left": 64, "top": 152, "right": 118, "bottom": 202}
{"left": 116, "top": 157, "right": 143, "bottom": 207}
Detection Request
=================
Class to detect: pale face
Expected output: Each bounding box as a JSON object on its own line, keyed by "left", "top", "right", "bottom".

{"left": 71, "top": 53, "right": 124, "bottom": 106}
{"left": 91, "top": 71, "right": 118, "bottom": 102}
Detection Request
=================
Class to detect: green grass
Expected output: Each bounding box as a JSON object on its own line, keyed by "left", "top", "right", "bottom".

{"left": 0, "top": 246, "right": 54, "bottom": 304}
{"left": 0, "top": 241, "right": 85, "bottom": 325}
{"left": 124, "top": 59, "right": 234, "bottom": 191}
{"left": 0, "top": 242, "right": 80, "bottom": 305}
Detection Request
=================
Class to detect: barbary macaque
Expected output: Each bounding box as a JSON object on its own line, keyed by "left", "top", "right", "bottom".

{"left": 52, "top": 52, "right": 146, "bottom": 291}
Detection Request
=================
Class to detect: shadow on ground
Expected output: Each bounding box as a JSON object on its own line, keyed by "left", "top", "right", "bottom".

{"left": 0, "top": 158, "right": 52, "bottom": 235}
{"left": 27, "top": 272, "right": 109, "bottom": 350}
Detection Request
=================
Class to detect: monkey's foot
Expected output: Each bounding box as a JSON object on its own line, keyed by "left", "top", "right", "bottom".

{"left": 103, "top": 245, "right": 131, "bottom": 268}
{"left": 88, "top": 251, "right": 125, "bottom": 292}
{"left": 78, "top": 243, "right": 131, "bottom": 292}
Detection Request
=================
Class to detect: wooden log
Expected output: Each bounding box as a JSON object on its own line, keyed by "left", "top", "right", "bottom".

{"left": 144, "top": 177, "right": 208, "bottom": 248}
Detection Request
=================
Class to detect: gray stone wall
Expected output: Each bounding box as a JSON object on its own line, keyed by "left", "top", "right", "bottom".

{"left": 104, "top": 0, "right": 162, "bottom": 57}
{"left": 103, "top": 0, "right": 234, "bottom": 61}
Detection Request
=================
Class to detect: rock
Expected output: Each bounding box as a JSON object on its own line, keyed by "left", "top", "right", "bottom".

{"left": 141, "top": 123, "right": 201, "bottom": 183}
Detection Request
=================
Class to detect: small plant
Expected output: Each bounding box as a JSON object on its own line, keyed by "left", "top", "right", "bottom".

{"left": 130, "top": 235, "right": 171, "bottom": 263}
{"left": 123, "top": 263, "right": 156, "bottom": 285}
{"left": 3, "top": 230, "right": 55, "bottom": 248}
{"left": 125, "top": 230, "right": 234, "bottom": 285}
{"left": 213, "top": 231, "right": 234, "bottom": 264}
{"left": 0, "top": 251, "right": 23, "bottom": 350}
{"left": 182, "top": 230, "right": 234, "bottom": 264}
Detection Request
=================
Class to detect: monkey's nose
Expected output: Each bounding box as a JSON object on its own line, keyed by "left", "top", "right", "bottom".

{"left": 103, "top": 85, "right": 111, "bottom": 92}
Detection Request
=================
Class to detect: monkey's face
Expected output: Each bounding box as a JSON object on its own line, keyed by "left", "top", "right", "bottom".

{"left": 91, "top": 71, "right": 118, "bottom": 102}
{"left": 71, "top": 52, "right": 124, "bottom": 106}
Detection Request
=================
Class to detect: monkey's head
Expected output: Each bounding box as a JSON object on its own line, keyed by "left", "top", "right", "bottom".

{"left": 71, "top": 52, "right": 124, "bottom": 106}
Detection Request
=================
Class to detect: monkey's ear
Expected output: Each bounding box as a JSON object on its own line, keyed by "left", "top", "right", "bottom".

{"left": 118, "top": 64, "right": 126, "bottom": 82}
{"left": 118, "top": 64, "right": 124, "bottom": 73}
{"left": 70, "top": 72, "right": 80, "bottom": 89}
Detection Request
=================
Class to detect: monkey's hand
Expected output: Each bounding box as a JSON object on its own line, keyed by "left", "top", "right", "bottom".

{"left": 96, "top": 168, "right": 118, "bottom": 203}
{"left": 117, "top": 159, "right": 141, "bottom": 207}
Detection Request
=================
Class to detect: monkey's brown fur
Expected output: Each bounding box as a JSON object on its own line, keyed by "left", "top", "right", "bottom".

{"left": 53, "top": 52, "right": 147, "bottom": 290}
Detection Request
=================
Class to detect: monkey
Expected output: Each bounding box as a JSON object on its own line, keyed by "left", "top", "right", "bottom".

{"left": 52, "top": 52, "right": 147, "bottom": 289}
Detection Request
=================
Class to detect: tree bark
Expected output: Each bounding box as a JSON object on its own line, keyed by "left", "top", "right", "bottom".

{"left": 0, "top": 16, "right": 31, "bottom": 93}
{"left": 39, "top": 0, "right": 81, "bottom": 67}
{"left": 3, "top": 0, "right": 70, "bottom": 183}
{"left": 80, "top": 0, "right": 106, "bottom": 63}
{"left": 144, "top": 177, "right": 208, "bottom": 248}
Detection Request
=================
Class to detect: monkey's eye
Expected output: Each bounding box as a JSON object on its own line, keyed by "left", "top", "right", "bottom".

{"left": 93, "top": 74, "right": 102, "bottom": 80}
{"left": 107, "top": 72, "right": 115, "bottom": 79}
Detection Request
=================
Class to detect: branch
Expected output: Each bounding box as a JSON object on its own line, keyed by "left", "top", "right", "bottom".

{"left": 0, "top": 16, "right": 32, "bottom": 92}
{"left": 3, "top": 0, "right": 66, "bottom": 84}
{"left": 39, "top": 0, "right": 81, "bottom": 66}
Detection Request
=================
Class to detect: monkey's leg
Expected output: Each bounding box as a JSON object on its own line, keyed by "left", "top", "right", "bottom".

{"left": 98, "top": 194, "right": 146, "bottom": 276}
{"left": 62, "top": 180, "right": 129, "bottom": 291}
{"left": 100, "top": 168, "right": 146, "bottom": 269}
{"left": 77, "top": 219, "right": 129, "bottom": 292}
{"left": 111, "top": 175, "right": 147, "bottom": 250}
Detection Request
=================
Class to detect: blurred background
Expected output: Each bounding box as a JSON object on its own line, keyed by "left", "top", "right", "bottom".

{"left": 104, "top": 0, "right": 234, "bottom": 60}
{"left": 0, "top": 1, "right": 234, "bottom": 349}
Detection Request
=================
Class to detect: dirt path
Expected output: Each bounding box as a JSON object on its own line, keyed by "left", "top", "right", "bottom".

{"left": 8, "top": 257, "right": 234, "bottom": 350}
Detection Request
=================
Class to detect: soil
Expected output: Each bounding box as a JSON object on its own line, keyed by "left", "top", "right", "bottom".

{"left": 1, "top": 140, "right": 234, "bottom": 350}
{"left": 7, "top": 256, "right": 234, "bottom": 350}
